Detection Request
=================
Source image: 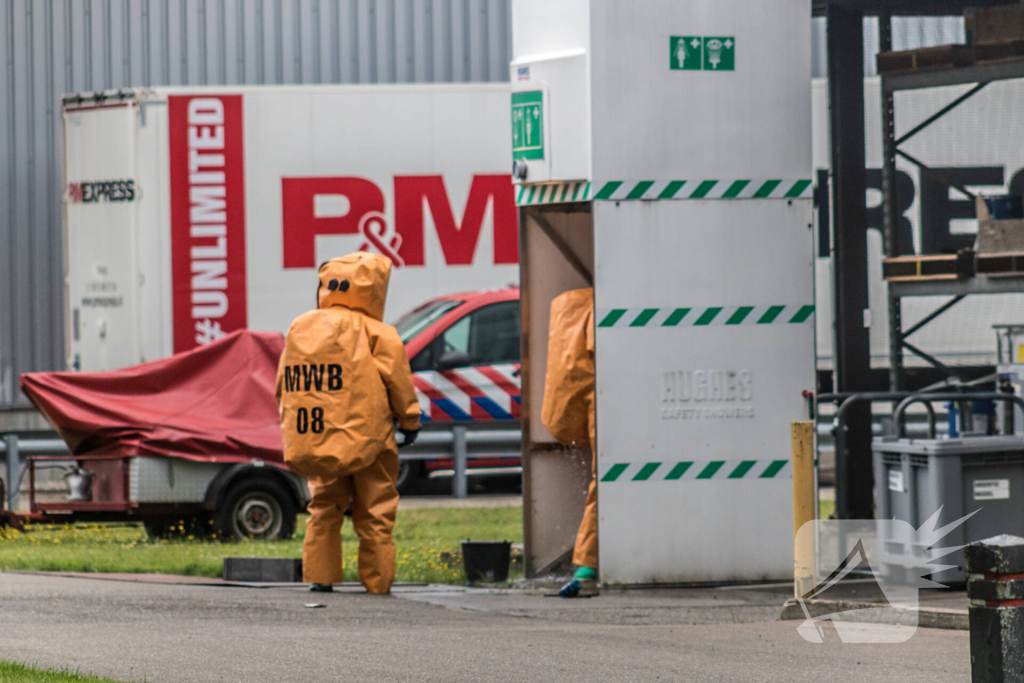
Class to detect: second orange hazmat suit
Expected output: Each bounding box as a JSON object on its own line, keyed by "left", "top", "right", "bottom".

{"left": 276, "top": 253, "right": 421, "bottom": 594}
{"left": 540, "top": 288, "right": 597, "bottom": 571}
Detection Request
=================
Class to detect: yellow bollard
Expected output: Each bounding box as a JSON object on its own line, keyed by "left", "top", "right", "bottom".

{"left": 791, "top": 421, "right": 815, "bottom": 599}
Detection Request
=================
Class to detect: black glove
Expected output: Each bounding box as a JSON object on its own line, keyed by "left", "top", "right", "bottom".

{"left": 398, "top": 428, "right": 419, "bottom": 448}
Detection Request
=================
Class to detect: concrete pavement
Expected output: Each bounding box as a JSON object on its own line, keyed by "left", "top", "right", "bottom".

{"left": 0, "top": 571, "right": 969, "bottom": 682}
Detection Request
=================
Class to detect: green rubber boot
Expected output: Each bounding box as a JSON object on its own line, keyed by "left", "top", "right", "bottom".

{"left": 574, "top": 566, "right": 597, "bottom": 581}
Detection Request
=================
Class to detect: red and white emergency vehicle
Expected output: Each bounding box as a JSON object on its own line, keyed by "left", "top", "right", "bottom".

{"left": 395, "top": 287, "right": 521, "bottom": 490}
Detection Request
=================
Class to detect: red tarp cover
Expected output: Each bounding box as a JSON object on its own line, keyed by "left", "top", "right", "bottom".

{"left": 20, "top": 330, "right": 286, "bottom": 464}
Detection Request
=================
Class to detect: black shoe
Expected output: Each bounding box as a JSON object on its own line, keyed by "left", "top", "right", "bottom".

{"left": 309, "top": 583, "right": 334, "bottom": 593}
{"left": 558, "top": 579, "right": 582, "bottom": 598}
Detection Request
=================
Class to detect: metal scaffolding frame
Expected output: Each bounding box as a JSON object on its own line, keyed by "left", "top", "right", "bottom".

{"left": 879, "top": 52, "right": 1024, "bottom": 392}
{"left": 823, "top": 0, "right": 1007, "bottom": 519}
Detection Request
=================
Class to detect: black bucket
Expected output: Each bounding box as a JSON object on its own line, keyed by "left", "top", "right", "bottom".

{"left": 984, "top": 194, "right": 1024, "bottom": 219}
{"left": 461, "top": 540, "right": 511, "bottom": 584}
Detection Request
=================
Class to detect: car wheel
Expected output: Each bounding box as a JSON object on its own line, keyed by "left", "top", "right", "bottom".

{"left": 395, "top": 459, "right": 421, "bottom": 495}
{"left": 215, "top": 477, "right": 296, "bottom": 541}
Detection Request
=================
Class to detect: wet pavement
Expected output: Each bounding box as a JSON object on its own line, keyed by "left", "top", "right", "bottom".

{"left": 1, "top": 571, "right": 969, "bottom": 682}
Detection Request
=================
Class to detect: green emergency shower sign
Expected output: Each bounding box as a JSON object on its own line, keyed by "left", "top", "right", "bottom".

{"left": 512, "top": 91, "right": 544, "bottom": 160}
{"left": 670, "top": 36, "right": 735, "bottom": 71}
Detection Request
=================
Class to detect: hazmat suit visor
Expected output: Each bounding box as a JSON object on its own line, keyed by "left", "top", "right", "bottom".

{"left": 317, "top": 252, "right": 392, "bottom": 321}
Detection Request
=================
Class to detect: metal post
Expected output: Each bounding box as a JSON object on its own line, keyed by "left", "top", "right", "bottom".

{"left": 880, "top": 11, "right": 905, "bottom": 395}
{"left": 791, "top": 422, "right": 816, "bottom": 598}
{"left": 452, "top": 425, "right": 468, "bottom": 500}
{"left": 828, "top": 4, "right": 874, "bottom": 520}
{"left": 5, "top": 434, "right": 19, "bottom": 512}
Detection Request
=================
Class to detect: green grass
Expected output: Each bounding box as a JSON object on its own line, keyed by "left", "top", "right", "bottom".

{"left": 819, "top": 498, "right": 835, "bottom": 520}
{"left": 0, "top": 507, "right": 522, "bottom": 585}
{"left": 0, "top": 661, "right": 125, "bottom": 683}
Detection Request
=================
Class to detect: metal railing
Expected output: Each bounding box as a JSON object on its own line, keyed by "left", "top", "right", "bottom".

{"left": 0, "top": 434, "right": 70, "bottom": 511}
{"left": 1, "top": 426, "right": 523, "bottom": 508}
{"left": 893, "top": 392, "right": 1024, "bottom": 437}
{"left": 399, "top": 425, "right": 521, "bottom": 499}
{"left": 817, "top": 385, "right": 1019, "bottom": 518}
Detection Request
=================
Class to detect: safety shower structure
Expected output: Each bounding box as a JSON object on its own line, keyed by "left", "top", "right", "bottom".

{"left": 513, "top": 0, "right": 815, "bottom": 583}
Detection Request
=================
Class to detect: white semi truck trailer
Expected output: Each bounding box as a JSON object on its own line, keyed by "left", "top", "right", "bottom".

{"left": 63, "top": 84, "right": 518, "bottom": 372}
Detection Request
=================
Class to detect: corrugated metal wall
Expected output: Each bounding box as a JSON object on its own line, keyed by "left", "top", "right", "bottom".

{"left": 0, "top": 0, "right": 511, "bottom": 406}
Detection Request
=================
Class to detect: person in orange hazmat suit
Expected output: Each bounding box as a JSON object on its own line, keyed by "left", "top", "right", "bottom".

{"left": 276, "top": 252, "right": 421, "bottom": 594}
{"left": 540, "top": 287, "right": 597, "bottom": 598}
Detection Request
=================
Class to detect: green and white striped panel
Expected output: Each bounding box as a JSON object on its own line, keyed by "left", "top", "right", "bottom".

{"left": 597, "top": 305, "right": 814, "bottom": 328}
{"left": 517, "top": 181, "right": 592, "bottom": 205}
{"left": 599, "top": 459, "right": 791, "bottom": 482}
{"left": 515, "top": 179, "right": 813, "bottom": 206}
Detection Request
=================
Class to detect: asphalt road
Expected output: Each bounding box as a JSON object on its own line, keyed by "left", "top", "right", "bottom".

{"left": 1, "top": 572, "right": 969, "bottom": 682}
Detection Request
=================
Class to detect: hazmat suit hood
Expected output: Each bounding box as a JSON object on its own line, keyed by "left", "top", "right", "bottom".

{"left": 317, "top": 252, "right": 392, "bottom": 321}
{"left": 277, "top": 249, "right": 420, "bottom": 481}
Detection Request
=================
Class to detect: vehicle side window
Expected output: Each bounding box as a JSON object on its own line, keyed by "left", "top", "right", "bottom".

{"left": 470, "top": 302, "right": 520, "bottom": 365}
{"left": 438, "top": 302, "right": 520, "bottom": 367}
{"left": 409, "top": 347, "right": 432, "bottom": 373}
{"left": 441, "top": 316, "right": 471, "bottom": 356}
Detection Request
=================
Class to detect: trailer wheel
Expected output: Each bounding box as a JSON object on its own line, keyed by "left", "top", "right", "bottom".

{"left": 215, "top": 477, "right": 296, "bottom": 541}
{"left": 395, "top": 460, "right": 422, "bottom": 495}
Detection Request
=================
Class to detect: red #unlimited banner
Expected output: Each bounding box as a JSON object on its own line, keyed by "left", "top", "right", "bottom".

{"left": 169, "top": 95, "right": 248, "bottom": 353}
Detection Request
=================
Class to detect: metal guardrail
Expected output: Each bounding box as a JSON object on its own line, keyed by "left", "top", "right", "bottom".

{"left": 1, "top": 426, "right": 522, "bottom": 508}
{"left": 400, "top": 426, "right": 521, "bottom": 499}
{"left": 0, "top": 438, "right": 70, "bottom": 454}
{"left": 815, "top": 411, "right": 942, "bottom": 441}
{"left": 0, "top": 435, "right": 70, "bottom": 511}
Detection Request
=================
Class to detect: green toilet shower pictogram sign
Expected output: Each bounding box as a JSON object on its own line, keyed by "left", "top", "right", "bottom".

{"left": 670, "top": 36, "right": 735, "bottom": 71}
{"left": 511, "top": 91, "right": 544, "bottom": 160}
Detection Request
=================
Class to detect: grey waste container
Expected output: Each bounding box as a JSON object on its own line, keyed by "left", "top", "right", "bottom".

{"left": 872, "top": 435, "right": 1024, "bottom": 585}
